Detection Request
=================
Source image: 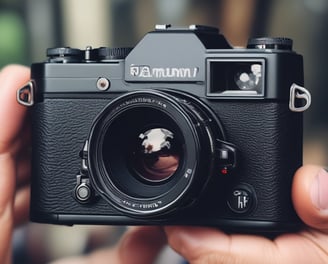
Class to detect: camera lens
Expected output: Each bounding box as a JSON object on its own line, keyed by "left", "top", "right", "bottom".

{"left": 87, "top": 90, "right": 225, "bottom": 216}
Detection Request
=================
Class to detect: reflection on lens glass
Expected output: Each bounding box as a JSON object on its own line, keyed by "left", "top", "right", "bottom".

{"left": 133, "top": 128, "right": 181, "bottom": 182}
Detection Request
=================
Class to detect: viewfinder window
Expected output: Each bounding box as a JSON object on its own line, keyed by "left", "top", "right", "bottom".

{"left": 207, "top": 59, "right": 265, "bottom": 97}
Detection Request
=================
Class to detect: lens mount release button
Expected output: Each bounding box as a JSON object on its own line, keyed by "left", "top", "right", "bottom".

{"left": 227, "top": 184, "right": 256, "bottom": 214}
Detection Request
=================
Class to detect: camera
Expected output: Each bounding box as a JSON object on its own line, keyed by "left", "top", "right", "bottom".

{"left": 18, "top": 25, "right": 311, "bottom": 233}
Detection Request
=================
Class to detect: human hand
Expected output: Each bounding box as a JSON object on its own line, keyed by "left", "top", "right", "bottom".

{"left": 165, "top": 165, "right": 328, "bottom": 263}
{"left": 0, "top": 65, "right": 31, "bottom": 264}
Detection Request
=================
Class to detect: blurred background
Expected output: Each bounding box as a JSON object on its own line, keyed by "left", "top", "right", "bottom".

{"left": 0, "top": 0, "right": 327, "bottom": 263}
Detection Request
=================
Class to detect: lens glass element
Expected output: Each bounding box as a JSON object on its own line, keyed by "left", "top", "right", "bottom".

{"left": 100, "top": 106, "right": 184, "bottom": 198}
{"left": 133, "top": 128, "right": 180, "bottom": 182}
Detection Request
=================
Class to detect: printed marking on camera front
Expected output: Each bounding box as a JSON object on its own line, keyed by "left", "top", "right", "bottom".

{"left": 121, "top": 199, "right": 163, "bottom": 210}
{"left": 130, "top": 65, "right": 199, "bottom": 79}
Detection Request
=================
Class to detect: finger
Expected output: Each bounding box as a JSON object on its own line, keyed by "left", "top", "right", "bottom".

{"left": 0, "top": 64, "right": 30, "bottom": 153}
{"left": 16, "top": 148, "right": 31, "bottom": 189}
{"left": 292, "top": 165, "right": 328, "bottom": 230}
{"left": 51, "top": 226, "right": 166, "bottom": 264}
{"left": 10, "top": 120, "right": 31, "bottom": 189}
{"left": 14, "top": 185, "right": 30, "bottom": 226}
{"left": 90, "top": 226, "right": 166, "bottom": 264}
{"left": 0, "top": 65, "right": 31, "bottom": 228}
{"left": 117, "top": 226, "right": 166, "bottom": 264}
{"left": 2, "top": 121, "right": 30, "bottom": 159}
{"left": 0, "top": 154, "right": 16, "bottom": 264}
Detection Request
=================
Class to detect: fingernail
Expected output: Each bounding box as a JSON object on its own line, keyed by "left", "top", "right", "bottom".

{"left": 311, "top": 169, "right": 328, "bottom": 211}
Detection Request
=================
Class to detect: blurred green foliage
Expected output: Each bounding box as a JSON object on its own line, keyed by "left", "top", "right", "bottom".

{"left": 0, "top": 11, "right": 27, "bottom": 68}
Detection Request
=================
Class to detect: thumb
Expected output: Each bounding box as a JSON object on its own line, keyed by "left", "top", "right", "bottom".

{"left": 292, "top": 165, "right": 328, "bottom": 230}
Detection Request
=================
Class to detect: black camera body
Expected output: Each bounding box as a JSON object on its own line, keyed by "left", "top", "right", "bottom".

{"left": 20, "top": 25, "right": 312, "bottom": 233}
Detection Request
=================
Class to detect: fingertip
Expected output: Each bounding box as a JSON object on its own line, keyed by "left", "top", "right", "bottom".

{"left": 292, "top": 165, "right": 328, "bottom": 230}
{"left": 0, "top": 64, "right": 30, "bottom": 100}
{"left": 0, "top": 64, "right": 29, "bottom": 74}
{"left": 164, "top": 226, "right": 206, "bottom": 261}
{"left": 0, "top": 64, "right": 30, "bottom": 90}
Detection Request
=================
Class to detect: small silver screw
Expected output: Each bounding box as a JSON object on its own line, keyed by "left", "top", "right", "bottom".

{"left": 96, "top": 77, "right": 110, "bottom": 91}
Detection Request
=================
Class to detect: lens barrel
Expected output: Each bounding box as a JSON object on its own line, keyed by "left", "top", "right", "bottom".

{"left": 87, "top": 90, "right": 225, "bottom": 217}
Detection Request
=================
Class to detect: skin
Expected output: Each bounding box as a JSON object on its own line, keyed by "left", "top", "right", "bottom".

{"left": 1, "top": 65, "right": 328, "bottom": 264}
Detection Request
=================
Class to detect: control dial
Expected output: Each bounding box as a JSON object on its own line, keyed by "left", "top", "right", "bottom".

{"left": 247, "top": 37, "right": 293, "bottom": 50}
{"left": 47, "top": 47, "right": 83, "bottom": 63}
{"left": 97, "top": 47, "right": 133, "bottom": 61}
